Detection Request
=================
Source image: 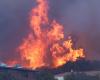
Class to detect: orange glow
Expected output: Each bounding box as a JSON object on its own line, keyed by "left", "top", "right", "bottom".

{"left": 17, "top": 0, "right": 85, "bottom": 69}
{"left": 7, "top": 60, "right": 18, "bottom": 67}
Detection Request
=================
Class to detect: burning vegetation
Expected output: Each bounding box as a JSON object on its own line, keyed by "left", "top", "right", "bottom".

{"left": 7, "top": 0, "right": 85, "bottom": 69}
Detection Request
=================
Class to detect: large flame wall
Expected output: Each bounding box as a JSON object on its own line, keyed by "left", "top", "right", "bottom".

{"left": 16, "top": 0, "right": 85, "bottom": 69}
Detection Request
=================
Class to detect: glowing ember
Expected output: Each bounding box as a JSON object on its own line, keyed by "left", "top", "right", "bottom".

{"left": 17, "top": 0, "right": 85, "bottom": 69}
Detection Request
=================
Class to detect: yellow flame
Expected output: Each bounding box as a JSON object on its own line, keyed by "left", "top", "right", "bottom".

{"left": 16, "top": 0, "right": 85, "bottom": 69}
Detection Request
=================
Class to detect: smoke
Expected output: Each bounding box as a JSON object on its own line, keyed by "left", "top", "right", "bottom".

{"left": 49, "top": 0, "right": 100, "bottom": 60}
{"left": 0, "top": 0, "right": 100, "bottom": 64}
{"left": 0, "top": 0, "right": 35, "bottom": 63}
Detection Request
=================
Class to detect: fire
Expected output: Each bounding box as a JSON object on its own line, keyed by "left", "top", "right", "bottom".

{"left": 17, "top": 0, "right": 85, "bottom": 69}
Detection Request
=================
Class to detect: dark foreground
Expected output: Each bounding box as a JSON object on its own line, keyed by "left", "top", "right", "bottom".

{"left": 0, "top": 67, "right": 100, "bottom": 80}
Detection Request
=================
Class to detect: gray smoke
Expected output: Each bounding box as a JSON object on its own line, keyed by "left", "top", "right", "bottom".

{"left": 0, "top": 0, "right": 100, "bottom": 65}
{"left": 49, "top": 0, "right": 100, "bottom": 60}
{"left": 0, "top": 0, "right": 35, "bottom": 63}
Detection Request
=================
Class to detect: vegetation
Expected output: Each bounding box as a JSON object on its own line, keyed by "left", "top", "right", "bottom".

{"left": 0, "top": 72, "right": 16, "bottom": 80}
{"left": 64, "top": 73, "right": 100, "bottom": 80}
{"left": 36, "top": 70, "right": 56, "bottom": 80}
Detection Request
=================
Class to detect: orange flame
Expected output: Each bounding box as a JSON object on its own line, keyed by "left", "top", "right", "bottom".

{"left": 17, "top": 0, "right": 85, "bottom": 69}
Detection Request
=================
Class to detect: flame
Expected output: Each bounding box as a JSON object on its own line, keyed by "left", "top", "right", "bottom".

{"left": 17, "top": 0, "right": 85, "bottom": 69}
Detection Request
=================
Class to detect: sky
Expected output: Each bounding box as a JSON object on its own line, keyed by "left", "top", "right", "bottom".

{"left": 0, "top": 0, "right": 100, "bottom": 64}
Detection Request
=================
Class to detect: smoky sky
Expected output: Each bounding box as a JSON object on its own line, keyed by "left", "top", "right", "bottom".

{"left": 0, "top": 0, "right": 100, "bottom": 64}
{"left": 0, "top": 0, "right": 35, "bottom": 63}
